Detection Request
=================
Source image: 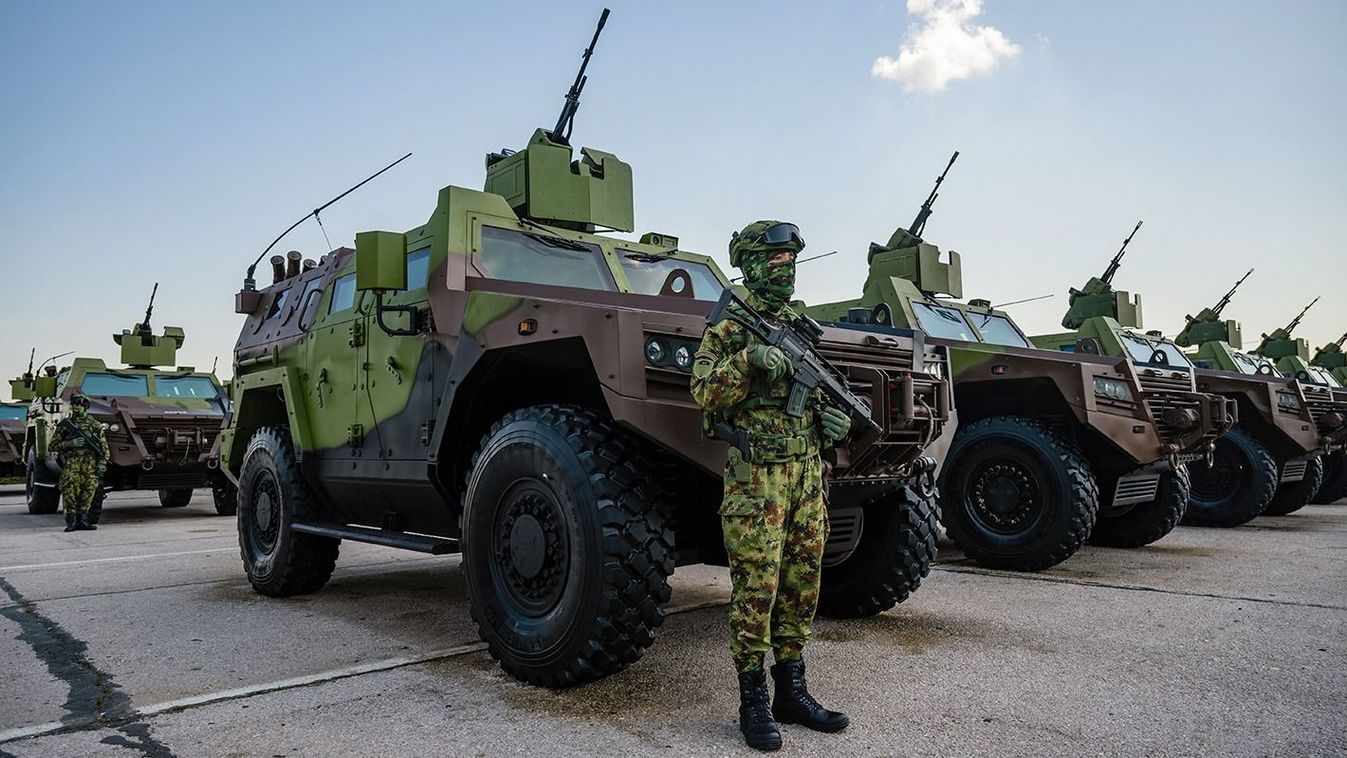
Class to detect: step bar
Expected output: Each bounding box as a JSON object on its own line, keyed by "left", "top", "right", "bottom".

{"left": 291, "top": 522, "right": 459, "bottom": 555}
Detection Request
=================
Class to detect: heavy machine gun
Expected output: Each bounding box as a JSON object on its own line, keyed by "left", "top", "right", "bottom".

{"left": 1175, "top": 269, "right": 1253, "bottom": 347}
{"left": 550, "top": 8, "right": 610, "bottom": 146}
{"left": 909, "top": 150, "right": 959, "bottom": 240}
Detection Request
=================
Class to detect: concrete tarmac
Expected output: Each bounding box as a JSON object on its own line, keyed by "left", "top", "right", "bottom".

{"left": 0, "top": 485, "right": 1343, "bottom": 757}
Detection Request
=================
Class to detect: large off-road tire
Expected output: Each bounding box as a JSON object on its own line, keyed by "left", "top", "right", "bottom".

{"left": 461, "top": 404, "right": 674, "bottom": 688}
{"left": 1263, "top": 456, "right": 1324, "bottom": 517}
{"left": 237, "top": 426, "right": 339, "bottom": 596}
{"left": 1310, "top": 450, "right": 1346, "bottom": 505}
{"left": 1089, "top": 465, "right": 1189, "bottom": 548}
{"left": 158, "top": 487, "right": 194, "bottom": 508}
{"left": 1183, "top": 427, "right": 1276, "bottom": 527}
{"left": 940, "top": 417, "right": 1098, "bottom": 571}
{"left": 212, "top": 480, "right": 238, "bottom": 516}
{"left": 817, "top": 488, "right": 939, "bottom": 618}
{"left": 25, "top": 449, "right": 60, "bottom": 515}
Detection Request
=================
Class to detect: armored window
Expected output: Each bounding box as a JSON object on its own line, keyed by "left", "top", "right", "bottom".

{"left": 1230, "top": 351, "right": 1273, "bottom": 376}
{"left": 403, "top": 247, "right": 431, "bottom": 292}
{"left": 911, "top": 302, "right": 979, "bottom": 342}
{"left": 1120, "top": 333, "right": 1192, "bottom": 369}
{"left": 0, "top": 406, "right": 25, "bottom": 421}
{"left": 329, "top": 274, "right": 357, "bottom": 314}
{"left": 478, "top": 227, "right": 616, "bottom": 291}
{"left": 266, "top": 288, "right": 290, "bottom": 320}
{"left": 155, "top": 376, "right": 219, "bottom": 399}
{"left": 969, "top": 313, "right": 1032, "bottom": 348}
{"left": 617, "top": 251, "right": 724, "bottom": 300}
{"left": 80, "top": 373, "right": 149, "bottom": 397}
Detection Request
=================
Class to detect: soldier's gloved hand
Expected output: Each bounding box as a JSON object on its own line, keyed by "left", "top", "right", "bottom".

{"left": 819, "top": 405, "right": 852, "bottom": 445}
{"left": 746, "top": 344, "right": 792, "bottom": 382}
{"left": 95, "top": 464, "right": 107, "bottom": 478}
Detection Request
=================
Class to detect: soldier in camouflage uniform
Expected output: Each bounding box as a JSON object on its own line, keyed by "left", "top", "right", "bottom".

{"left": 51, "top": 394, "right": 108, "bottom": 532}
{"left": 691, "top": 220, "right": 853, "bottom": 751}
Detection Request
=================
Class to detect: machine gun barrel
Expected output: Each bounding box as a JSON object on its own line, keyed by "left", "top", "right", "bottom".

{"left": 137, "top": 282, "right": 159, "bottom": 336}
{"left": 1100, "top": 220, "right": 1143, "bottom": 285}
{"left": 1211, "top": 268, "right": 1254, "bottom": 317}
{"left": 550, "top": 7, "right": 611, "bottom": 145}
{"left": 909, "top": 150, "right": 959, "bottom": 239}
{"left": 1282, "top": 296, "right": 1320, "bottom": 335}
{"left": 707, "top": 289, "right": 883, "bottom": 440}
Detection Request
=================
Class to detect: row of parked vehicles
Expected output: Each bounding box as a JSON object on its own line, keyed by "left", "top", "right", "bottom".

{"left": 4, "top": 11, "right": 1344, "bottom": 690}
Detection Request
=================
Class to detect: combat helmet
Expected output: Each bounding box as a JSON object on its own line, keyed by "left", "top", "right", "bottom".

{"left": 728, "top": 220, "right": 805, "bottom": 268}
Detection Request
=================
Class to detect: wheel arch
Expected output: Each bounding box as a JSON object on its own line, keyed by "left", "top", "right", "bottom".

{"left": 223, "top": 367, "right": 314, "bottom": 478}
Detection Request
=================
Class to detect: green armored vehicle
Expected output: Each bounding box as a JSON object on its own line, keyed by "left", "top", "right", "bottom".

{"left": 21, "top": 288, "right": 236, "bottom": 518}
{"left": 1246, "top": 300, "right": 1347, "bottom": 511}
{"left": 0, "top": 394, "right": 27, "bottom": 479}
{"left": 1173, "top": 275, "right": 1340, "bottom": 520}
{"left": 223, "top": 11, "right": 952, "bottom": 688}
{"left": 805, "top": 156, "right": 1232, "bottom": 571}
{"left": 1310, "top": 334, "right": 1347, "bottom": 503}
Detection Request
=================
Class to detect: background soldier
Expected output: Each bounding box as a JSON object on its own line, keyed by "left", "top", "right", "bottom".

{"left": 51, "top": 393, "right": 107, "bottom": 531}
{"left": 691, "top": 220, "right": 853, "bottom": 751}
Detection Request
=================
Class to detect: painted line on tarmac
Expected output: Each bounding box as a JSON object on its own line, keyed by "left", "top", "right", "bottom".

{"left": 0, "top": 548, "right": 224, "bottom": 572}
{"left": 934, "top": 565, "right": 1347, "bottom": 611}
{"left": 0, "top": 595, "right": 730, "bottom": 745}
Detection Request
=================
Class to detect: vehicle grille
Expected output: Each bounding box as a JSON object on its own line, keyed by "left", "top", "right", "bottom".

{"left": 1136, "top": 371, "right": 1203, "bottom": 445}
{"left": 1302, "top": 387, "right": 1346, "bottom": 441}
{"left": 123, "top": 414, "right": 223, "bottom": 462}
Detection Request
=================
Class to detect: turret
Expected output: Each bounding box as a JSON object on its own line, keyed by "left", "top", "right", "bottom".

{"left": 113, "top": 283, "right": 185, "bottom": 368}
{"left": 862, "top": 151, "right": 964, "bottom": 299}
{"left": 1059, "top": 221, "right": 1143, "bottom": 329}
{"left": 1174, "top": 268, "right": 1252, "bottom": 348}
{"left": 1311, "top": 333, "right": 1347, "bottom": 372}
{"left": 481, "top": 9, "right": 633, "bottom": 234}
{"left": 1251, "top": 297, "right": 1319, "bottom": 360}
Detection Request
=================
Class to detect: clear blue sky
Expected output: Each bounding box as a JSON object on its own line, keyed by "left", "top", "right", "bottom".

{"left": 2, "top": 0, "right": 1344, "bottom": 386}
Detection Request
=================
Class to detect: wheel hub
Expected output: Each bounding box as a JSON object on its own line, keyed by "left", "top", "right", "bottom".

{"left": 494, "top": 483, "right": 568, "bottom": 615}
{"left": 970, "top": 462, "right": 1037, "bottom": 531}
{"left": 1189, "top": 446, "right": 1239, "bottom": 502}
{"left": 255, "top": 491, "right": 275, "bottom": 532}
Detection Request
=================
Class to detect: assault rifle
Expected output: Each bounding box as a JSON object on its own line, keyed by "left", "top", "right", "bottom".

{"left": 705, "top": 289, "right": 882, "bottom": 457}
{"left": 57, "top": 417, "right": 106, "bottom": 460}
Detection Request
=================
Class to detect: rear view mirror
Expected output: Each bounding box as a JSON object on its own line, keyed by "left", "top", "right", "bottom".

{"left": 355, "top": 231, "right": 408, "bottom": 292}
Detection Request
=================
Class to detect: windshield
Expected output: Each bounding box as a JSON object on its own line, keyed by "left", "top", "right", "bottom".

{"left": 0, "top": 406, "right": 25, "bottom": 421}
{"left": 1230, "top": 350, "right": 1280, "bottom": 376}
{"left": 80, "top": 372, "right": 149, "bottom": 397}
{"left": 970, "top": 312, "right": 1032, "bottom": 348}
{"left": 617, "top": 252, "right": 724, "bottom": 301}
{"left": 1299, "top": 366, "right": 1342, "bottom": 388}
{"left": 1120, "top": 333, "right": 1192, "bottom": 369}
{"left": 912, "top": 302, "right": 980, "bottom": 342}
{"left": 155, "top": 376, "right": 220, "bottom": 399}
{"left": 479, "top": 227, "right": 617, "bottom": 291}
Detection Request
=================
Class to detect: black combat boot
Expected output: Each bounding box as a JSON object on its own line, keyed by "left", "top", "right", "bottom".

{"left": 737, "top": 669, "right": 782, "bottom": 751}
{"left": 76, "top": 514, "right": 97, "bottom": 531}
{"left": 63, "top": 512, "right": 77, "bottom": 532}
{"left": 770, "top": 658, "right": 849, "bottom": 733}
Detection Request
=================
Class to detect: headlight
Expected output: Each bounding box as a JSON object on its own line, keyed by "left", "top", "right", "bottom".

{"left": 673, "top": 344, "right": 694, "bottom": 372}
{"left": 1093, "top": 376, "right": 1131, "bottom": 402}
{"left": 644, "top": 337, "right": 668, "bottom": 366}
{"left": 109, "top": 423, "right": 121, "bottom": 433}
{"left": 1276, "top": 391, "right": 1300, "bottom": 410}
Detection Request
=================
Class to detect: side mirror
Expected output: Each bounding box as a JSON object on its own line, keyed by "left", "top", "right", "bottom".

{"left": 355, "top": 231, "right": 408, "bottom": 292}
{"left": 33, "top": 376, "right": 58, "bottom": 398}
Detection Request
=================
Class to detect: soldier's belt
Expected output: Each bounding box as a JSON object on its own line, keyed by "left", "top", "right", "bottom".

{"left": 746, "top": 430, "right": 819, "bottom": 463}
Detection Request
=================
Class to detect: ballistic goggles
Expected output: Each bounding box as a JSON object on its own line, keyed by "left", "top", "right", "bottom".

{"left": 741, "top": 223, "right": 805, "bottom": 250}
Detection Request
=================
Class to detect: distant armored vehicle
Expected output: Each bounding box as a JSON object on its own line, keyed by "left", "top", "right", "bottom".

{"left": 1310, "top": 335, "right": 1347, "bottom": 503}
{"left": 1246, "top": 301, "right": 1347, "bottom": 511}
{"left": 21, "top": 287, "right": 235, "bottom": 518}
{"left": 223, "top": 10, "right": 952, "bottom": 688}
{"left": 805, "top": 156, "right": 1232, "bottom": 571}
{"left": 0, "top": 397, "right": 26, "bottom": 479}
{"left": 1172, "top": 273, "right": 1332, "bottom": 521}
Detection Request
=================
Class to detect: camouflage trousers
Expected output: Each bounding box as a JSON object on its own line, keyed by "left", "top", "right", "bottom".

{"left": 59, "top": 454, "right": 101, "bottom": 517}
{"left": 720, "top": 450, "right": 827, "bottom": 673}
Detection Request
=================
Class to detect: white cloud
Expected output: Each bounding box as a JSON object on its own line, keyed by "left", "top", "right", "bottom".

{"left": 872, "top": 0, "right": 1022, "bottom": 94}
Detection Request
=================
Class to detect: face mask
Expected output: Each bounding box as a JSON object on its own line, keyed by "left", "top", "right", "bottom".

{"left": 742, "top": 251, "right": 796, "bottom": 305}
{"left": 71, "top": 406, "right": 87, "bottom": 418}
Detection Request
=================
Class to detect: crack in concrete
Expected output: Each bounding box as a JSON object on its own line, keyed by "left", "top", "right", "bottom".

{"left": 0, "top": 577, "right": 177, "bottom": 757}
{"left": 933, "top": 564, "right": 1347, "bottom": 611}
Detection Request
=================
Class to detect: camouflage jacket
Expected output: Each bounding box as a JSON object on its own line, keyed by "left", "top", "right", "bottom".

{"left": 691, "top": 293, "right": 820, "bottom": 443}
{"left": 52, "top": 412, "right": 109, "bottom": 461}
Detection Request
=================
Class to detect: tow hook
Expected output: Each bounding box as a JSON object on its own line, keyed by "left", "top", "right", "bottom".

{"left": 1204, "top": 441, "right": 1215, "bottom": 469}
{"left": 913, "top": 455, "right": 938, "bottom": 498}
